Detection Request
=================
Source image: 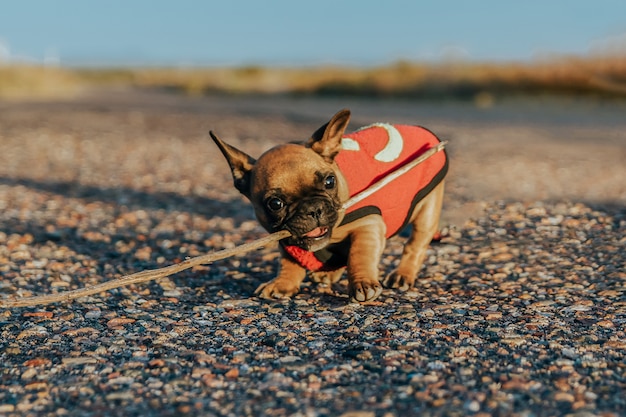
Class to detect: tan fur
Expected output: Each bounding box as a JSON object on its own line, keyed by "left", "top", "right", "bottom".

{"left": 211, "top": 109, "right": 444, "bottom": 303}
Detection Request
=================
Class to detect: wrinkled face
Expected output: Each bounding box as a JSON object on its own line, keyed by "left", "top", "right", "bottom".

{"left": 210, "top": 109, "right": 353, "bottom": 251}
{"left": 250, "top": 144, "right": 348, "bottom": 251}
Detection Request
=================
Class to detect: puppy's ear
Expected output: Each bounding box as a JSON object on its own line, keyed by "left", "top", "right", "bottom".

{"left": 307, "top": 109, "right": 351, "bottom": 161}
{"left": 210, "top": 131, "right": 256, "bottom": 198}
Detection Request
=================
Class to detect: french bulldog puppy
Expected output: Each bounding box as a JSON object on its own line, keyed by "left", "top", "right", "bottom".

{"left": 210, "top": 109, "right": 448, "bottom": 303}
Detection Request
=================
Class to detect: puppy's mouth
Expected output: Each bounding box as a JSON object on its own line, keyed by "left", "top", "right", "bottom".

{"left": 302, "top": 226, "right": 330, "bottom": 240}
{"left": 277, "top": 196, "right": 338, "bottom": 251}
{"left": 285, "top": 225, "right": 332, "bottom": 252}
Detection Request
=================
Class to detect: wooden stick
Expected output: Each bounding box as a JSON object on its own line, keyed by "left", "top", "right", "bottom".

{"left": 0, "top": 230, "right": 290, "bottom": 308}
{"left": 1, "top": 142, "right": 445, "bottom": 308}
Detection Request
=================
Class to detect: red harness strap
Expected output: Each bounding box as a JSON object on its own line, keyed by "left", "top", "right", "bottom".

{"left": 283, "top": 245, "right": 327, "bottom": 271}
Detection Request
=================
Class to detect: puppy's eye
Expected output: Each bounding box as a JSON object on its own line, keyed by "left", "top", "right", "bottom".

{"left": 266, "top": 197, "right": 285, "bottom": 212}
{"left": 324, "top": 175, "right": 336, "bottom": 190}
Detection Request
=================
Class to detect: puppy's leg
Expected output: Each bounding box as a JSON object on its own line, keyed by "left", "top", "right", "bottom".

{"left": 346, "top": 216, "right": 386, "bottom": 302}
{"left": 255, "top": 255, "right": 306, "bottom": 299}
{"left": 383, "top": 181, "right": 444, "bottom": 291}
{"left": 310, "top": 268, "right": 345, "bottom": 286}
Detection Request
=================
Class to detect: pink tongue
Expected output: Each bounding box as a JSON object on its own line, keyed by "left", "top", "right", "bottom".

{"left": 304, "top": 227, "right": 327, "bottom": 238}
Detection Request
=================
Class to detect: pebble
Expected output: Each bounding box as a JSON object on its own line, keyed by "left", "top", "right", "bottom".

{"left": 20, "top": 368, "right": 37, "bottom": 380}
{"left": 62, "top": 357, "right": 98, "bottom": 365}
{"left": 16, "top": 326, "right": 48, "bottom": 340}
{"left": 106, "top": 317, "right": 137, "bottom": 328}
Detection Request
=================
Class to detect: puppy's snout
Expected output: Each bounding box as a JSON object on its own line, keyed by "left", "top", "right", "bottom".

{"left": 291, "top": 198, "right": 338, "bottom": 236}
{"left": 302, "top": 203, "right": 323, "bottom": 219}
{"left": 300, "top": 199, "right": 327, "bottom": 220}
{"left": 308, "top": 207, "right": 323, "bottom": 219}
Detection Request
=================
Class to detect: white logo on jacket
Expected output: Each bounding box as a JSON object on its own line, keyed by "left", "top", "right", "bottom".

{"left": 341, "top": 123, "right": 404, "bottom": 163}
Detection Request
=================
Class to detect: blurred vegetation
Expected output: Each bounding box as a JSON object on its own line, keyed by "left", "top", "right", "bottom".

{"left": 1, "top": 55, "right": 626, "bottom": 100}
{"left": 0, "top": 65, "right": 83, "bottom": 99}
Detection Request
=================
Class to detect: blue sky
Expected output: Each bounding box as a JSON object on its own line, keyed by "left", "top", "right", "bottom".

{"left": 1, "top": 0, "right": 625, "bottom": 66}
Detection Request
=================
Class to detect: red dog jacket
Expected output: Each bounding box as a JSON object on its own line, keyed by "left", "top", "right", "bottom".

{"left": 283, "top": 123, "right": 448, "bottom": 271}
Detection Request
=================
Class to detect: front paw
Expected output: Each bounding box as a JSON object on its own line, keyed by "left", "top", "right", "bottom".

{"left": 382, "top": 269, "right": 415, "bottom": 291}
{"left": 349, "top": 279, "right": 383, "bottom": 303}
{"left": 255, "top": 278, "right": 300, "bottom": 300}
{"left": 310, "top": 269, "right": 345, "bottom": 285}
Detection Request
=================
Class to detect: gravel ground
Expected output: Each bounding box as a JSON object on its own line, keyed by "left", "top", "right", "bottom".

{"left": 0, "top": 90, "right": 624, "bottom": 416}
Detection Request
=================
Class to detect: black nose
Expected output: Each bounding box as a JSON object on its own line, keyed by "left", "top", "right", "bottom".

{"left": 300, "top": 200, "right": 325, "bottom": 220}
{"left": 308, "top": 207, "right": 323, "bottom": 219}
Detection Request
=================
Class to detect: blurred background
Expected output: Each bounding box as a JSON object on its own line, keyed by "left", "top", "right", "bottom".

{"left": 1, "top": 0, "right": 626, "bottom": 99}
{"left": 0, "top": 0, "right": 625, "bottom": 214}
